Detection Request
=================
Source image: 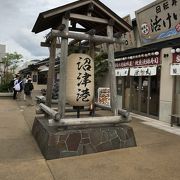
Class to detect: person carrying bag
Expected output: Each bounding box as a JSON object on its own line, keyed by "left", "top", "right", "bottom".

{"left": 13, "top": 75, "right": 23, "bottom": 100}
{"left": 24, "top": 78, "right": 34, "bottom": 106}
{"left": 14, "top": 81, "right": 22, "bottom": 91}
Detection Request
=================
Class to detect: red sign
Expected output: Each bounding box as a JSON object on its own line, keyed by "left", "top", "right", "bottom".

{"left": 115, "top": 56, "right": 160, "bottom": 68}
{"left": 172, "top": 53, "right": 180, "bottom": 63}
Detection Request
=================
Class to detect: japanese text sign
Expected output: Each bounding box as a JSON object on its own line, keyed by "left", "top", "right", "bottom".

{"left": 98, "top": 88, "right": 110, "bottom": 106}
{"left": 66, "top": 54, "right": 94, "bottom": 106}
{"left": 136, "top": 0, "right": 180, "bottom": 45}
{"left": 115, "top": 56, "right": 160, "bottom": 68}
{"left": 172, "top": 53, "right": 180, "bottom": 63}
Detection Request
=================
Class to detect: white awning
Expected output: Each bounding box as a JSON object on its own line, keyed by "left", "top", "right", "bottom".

{"left": 130, "top": 66, "right": 157, "bottom": 76}
{"left": 40, "top": 67, "right": 49, "bottom": 72}
{"left": 115, "top": 68, "right": 129, "bottom": 76}
{"left": 170, "top": 64, "right": 180, "bottom": 75}
{"left": 38, "top": 65, "right": 49, "bottom": 72}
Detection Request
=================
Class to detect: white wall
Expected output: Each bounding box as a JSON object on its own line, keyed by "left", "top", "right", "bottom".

{"left": 159, "top": 48, "right": 174, "bottom": 123}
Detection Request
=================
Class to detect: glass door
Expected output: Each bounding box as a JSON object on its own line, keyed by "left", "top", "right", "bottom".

{"left": 140, "top": 77, "right": 149, "bottom": 114}
{"left": 122, "top": 76, "right": 131, "bottom": 110}
{"left": 130, "top": 69, "right": 160, "bottom": 118}
{"left": 149, "top": 68, "right": 160, "bottom": 117}
{"left": 131, "top": 76, "right": 140, "bottom": 112}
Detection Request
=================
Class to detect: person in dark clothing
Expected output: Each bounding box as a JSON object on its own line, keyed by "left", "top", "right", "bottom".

{"left": 9, "top": 79, "right": 15, "bottom": 92}
{"left": 24, "top": 78, "right": 34, "bottom": 106}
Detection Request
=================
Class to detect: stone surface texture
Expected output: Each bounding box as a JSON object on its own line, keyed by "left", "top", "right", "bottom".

{"left": 32, "top": 116, "right": 136, "bottom": 159}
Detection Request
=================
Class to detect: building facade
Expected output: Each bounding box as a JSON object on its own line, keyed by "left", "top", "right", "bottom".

{"left": 98, "top": 0, "right": 180, "bottom": 123}
{"left": 0, "top": 44, "right": 6, "bottom": 84}
{"left": 113, "top": 0, "right": 180, "bottom": 123}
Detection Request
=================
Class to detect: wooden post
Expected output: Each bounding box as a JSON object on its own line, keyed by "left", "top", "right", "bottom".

{"left": 58, "top": 17, "right": 69, "bottom": 118}
{"left": 107, "top": 25, "right": 118, "bottom": 115}
{"left": 46, "top": 37, "right": 56, "bottom": 107}
{"left": 48, "top": 116, "right": 129, "bottom": 127}
{"left": 89, "top": 41, "right": 95, "bottom": 116}
{"left": 39, "top": 103, "right": 60, "bottom": 121}
{"left": 51, "top": 30, "right": 122, "bottom": 44}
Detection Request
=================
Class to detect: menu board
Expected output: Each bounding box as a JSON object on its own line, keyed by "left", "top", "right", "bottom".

{"left": 98, "top": 88, "right": 110, "bottom": 106}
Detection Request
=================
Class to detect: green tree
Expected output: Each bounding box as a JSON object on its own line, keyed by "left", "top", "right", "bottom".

{"left": 0, "top": 52, "right": 22, "bottom": 90}
{"left": 94, "top": 52, "right": 108, "bottom": 97}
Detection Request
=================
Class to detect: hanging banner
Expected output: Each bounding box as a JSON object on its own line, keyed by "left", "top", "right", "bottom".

{"left": 170, "top": 64, "right": 180, "bottom": 75}
{"left": 136, "top": 0, "right": 180, "bottom": 45}
{"left": 115, "top": 68, "right": 129, "bottom": 76}
{"left": 98, "top": 88, "right": 110, "bottom": 106}
{"left": 115, "top": 56, "right": 160, "bottom": 68}
{"left": 130, "top": 66, "right": 157, "bottom": 76}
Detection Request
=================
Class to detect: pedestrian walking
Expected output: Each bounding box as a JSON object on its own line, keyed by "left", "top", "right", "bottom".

{"left": 23, "top": 74, "right": 31, "bottom": 100}
{"left": 24, "top": 78, "right": 34, "bottom": 106}
{"left": 13, "top": 75, "right": 23, "bottom": 100}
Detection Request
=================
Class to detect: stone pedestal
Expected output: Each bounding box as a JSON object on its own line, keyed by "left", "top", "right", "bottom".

{"left": 32, "top": 116, "right": 136, "bottom": 160}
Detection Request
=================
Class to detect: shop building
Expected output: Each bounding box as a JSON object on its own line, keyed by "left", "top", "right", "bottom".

{"left": 0, "top": 44, "right": 6, "bottom": 84}
{"left": 113, "top": 0, "right": 180, "bottom": 123}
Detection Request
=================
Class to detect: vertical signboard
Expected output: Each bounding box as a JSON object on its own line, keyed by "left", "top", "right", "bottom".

{"left": 136, "top": 0, "right": 180, "bottom": 45}
{"left": 172, "top": 53, "right": 180, "bottom": 63}
{"left": 171, "top": 52, "right": 180, "bottom": 75}
{"left": 98, "top": 87, "right": 110, "bottom": 106}
{"left": 66, "top": 53, "right": 94, "bottom": 106}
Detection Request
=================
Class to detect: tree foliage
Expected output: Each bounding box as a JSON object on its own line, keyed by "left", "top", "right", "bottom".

{"left": 0, "top": 52, "right": 23, "bottom": 90}
{"left": 94, "top": 52, "right": 108, "bottom": 97}
{"left": 2, "top": 52, "right": 22, "bottom": 71}
{"left": 94, "top": 52, "right": 108, "bottom": 76}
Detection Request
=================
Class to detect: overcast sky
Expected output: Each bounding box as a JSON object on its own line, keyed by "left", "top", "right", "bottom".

{"left": 0, "top": 0, "right": 155, "bottom": 61}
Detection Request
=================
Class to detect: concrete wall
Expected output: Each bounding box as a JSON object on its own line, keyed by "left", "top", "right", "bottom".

{"left": 159, "top": 48, "right": 173, "bottom": 123}
{"left": 33, "top": 84, "right": 47, "bottom": 91}
{"left": 0, "top": 44, "right": 5, "bottom": 60}
{"left": 133, "top": 26, "right": 141, "bottom": 48}
{"left": 117, "top": 95, "right": 122, "bottom": 109}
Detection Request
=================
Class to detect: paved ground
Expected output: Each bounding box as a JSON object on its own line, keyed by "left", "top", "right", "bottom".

{"left": 1, "top": 91, "right": 180, "bottom": 180}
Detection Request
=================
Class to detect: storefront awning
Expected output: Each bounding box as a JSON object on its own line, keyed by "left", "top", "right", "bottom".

{"left": 38, "top": 65, "right": 49, "bottom": 72}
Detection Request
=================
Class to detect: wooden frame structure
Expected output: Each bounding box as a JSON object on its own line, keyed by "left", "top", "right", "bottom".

{"left": 32, "top": 0, "right": 132, "bottom": 120}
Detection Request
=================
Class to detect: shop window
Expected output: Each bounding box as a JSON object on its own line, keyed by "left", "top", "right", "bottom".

{"left": 38, "top": 72, "right": 47, "bottom": 84}
{"left": 32, "top": 75, "right": 37, "bottom": 82}
{"left": 116, "top": 77, "right": 122, "bottom": 95}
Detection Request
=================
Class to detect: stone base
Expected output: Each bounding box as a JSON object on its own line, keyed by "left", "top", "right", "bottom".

{"left": 32, "top": 116, "right": 136, "bottom": 160}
